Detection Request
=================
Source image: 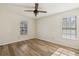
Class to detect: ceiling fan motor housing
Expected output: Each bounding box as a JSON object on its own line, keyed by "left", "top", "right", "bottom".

{"left": 33, "top": 10, "right": 38, "bottom": 16}
{"left": 34, "top": 10, "right": 38, "bottom": 13}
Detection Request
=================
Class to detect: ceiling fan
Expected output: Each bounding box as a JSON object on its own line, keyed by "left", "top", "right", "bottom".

{"left": 24, "top": 3, "right": 47, "bottom": 16}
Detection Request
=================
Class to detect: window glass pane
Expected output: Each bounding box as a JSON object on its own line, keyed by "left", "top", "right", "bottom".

{"left": 20, "top": 21, "right": 27, "bottom": 35}
{"left": 62, "top": 16, "right": 76, "bottom": 39}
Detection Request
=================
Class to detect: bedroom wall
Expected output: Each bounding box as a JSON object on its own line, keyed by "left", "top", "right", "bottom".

{"left": 0, "top": 5, "right": 36, "bottom": 45}
{"left": 37, "top": 8, "right": 79, "bottom": 49}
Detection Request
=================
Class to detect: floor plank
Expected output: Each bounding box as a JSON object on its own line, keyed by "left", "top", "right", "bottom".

{"left": 0, "top": 38, "right": 79, "bottom": 56}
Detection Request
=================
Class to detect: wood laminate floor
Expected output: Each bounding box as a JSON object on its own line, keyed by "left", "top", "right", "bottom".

{"left": 0, "top": 38, "right": 79, "bottom": 56}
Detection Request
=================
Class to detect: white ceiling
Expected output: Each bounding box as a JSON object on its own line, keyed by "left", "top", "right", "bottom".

{"left": 0, "top": 3, "right": 79, "bottom": 19}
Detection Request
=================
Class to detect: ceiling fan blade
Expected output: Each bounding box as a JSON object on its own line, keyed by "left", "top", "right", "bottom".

{"left": 24, "top": 10, "right": 33, "bottom": 12}
{"left": 39, "top": 11, "right": 47, "bottom": 13}
{"left": 35, "top": 3, "right": 38, "bottom": 10}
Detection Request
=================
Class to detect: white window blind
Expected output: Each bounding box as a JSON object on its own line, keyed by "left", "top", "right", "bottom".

{"left": 20, "top": 21, "right": 27, "bottom": 35}
{"left": 62, "top": 16, "right": 77, "bottom": 40}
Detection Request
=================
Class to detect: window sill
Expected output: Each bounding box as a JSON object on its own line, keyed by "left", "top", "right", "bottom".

{"left": 63, "top": 35, "right": 77, "bottom": 40}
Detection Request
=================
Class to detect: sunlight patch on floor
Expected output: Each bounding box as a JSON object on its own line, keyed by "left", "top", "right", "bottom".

{"left": 51, "top": 48, "right": 76, "bottom": 56}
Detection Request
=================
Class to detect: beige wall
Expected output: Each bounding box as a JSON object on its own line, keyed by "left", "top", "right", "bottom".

{"left": 0, "top": 5, "right": 36, "bottom": 45}
{"left": 37, "top": 8, "right": 79, "bottom": 49}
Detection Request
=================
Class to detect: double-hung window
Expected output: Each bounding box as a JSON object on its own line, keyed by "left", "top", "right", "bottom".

{"left": 62, "top": 16, "right": 77, "bottom": 40}
{"left": 20, "top": 21, "right": 27, "bottom": 35}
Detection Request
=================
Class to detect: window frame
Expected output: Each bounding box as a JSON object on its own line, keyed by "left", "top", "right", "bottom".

{"left": 62, "top": 16, "right": 77, "bottom": 40}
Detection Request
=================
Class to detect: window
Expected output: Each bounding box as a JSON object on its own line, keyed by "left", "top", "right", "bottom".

{"left": 20, "top": 21, "right": 27, "bottom": 35}
{"left": 62, "top": 16, "right": 77, "bottom": 40}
